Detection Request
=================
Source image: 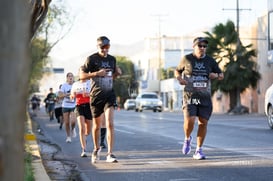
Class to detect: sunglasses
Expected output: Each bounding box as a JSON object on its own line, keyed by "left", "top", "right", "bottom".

{"left": 100, "top": 45, "right": 110, "bottom": 49}
{"left": 197, "top": 44, "right": 207, "bottom": 48}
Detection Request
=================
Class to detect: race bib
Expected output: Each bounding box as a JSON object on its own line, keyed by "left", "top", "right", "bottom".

{"left": 193, "top": 82, "right": 207, "bottom": 88}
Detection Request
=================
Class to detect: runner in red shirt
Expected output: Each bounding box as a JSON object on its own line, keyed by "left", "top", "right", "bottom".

{"left": 71, "top": 67, "right": 92, "bottom": 157}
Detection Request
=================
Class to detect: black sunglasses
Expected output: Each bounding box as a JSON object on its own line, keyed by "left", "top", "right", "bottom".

{"left": 99, "top": 44, "right": 110, "bottom": 49}
{"left": 198, "top": 44, "right": 207, "bottom": 48}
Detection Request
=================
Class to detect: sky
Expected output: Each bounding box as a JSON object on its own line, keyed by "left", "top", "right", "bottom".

{"left": 49, "top": 0, "right": 268, "bottom": 73}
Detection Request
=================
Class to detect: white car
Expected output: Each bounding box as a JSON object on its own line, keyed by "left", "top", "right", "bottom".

{"left": 135, "top": 92, "right": 162, "bottom": 112}
{"left": 265, "top": 84, "right": 273, "bottom": 129}
{"left": 123, "top": 99, "right": 136, "bottom": 110}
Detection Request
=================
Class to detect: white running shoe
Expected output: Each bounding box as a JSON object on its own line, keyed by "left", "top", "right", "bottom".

{"left": 193, "top": 148, "right": 206, "bottom": 160}
{"left": 72, "top": 128, "right": 77, "bottom": 138}
{"left": 91, "top": 149, "right": 101, "bottom": 163}
{"left": 66, "top": 137, "right": 71, "bottom": 143}
{"left": 81, "top": 150, "right": 87, "bottom": 157}
{"left": 106, "top": 154, "right": 118, "bottom": 163}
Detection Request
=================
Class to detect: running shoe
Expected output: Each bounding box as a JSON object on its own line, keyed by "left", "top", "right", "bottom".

{"left": 81, "top": 150, "right": 87, "bottom": 157}
{"left": 182, "top": 136, "right": 192, "bottom": 154}
{"left": 91, "top": 149, "right": 101, "bottom": 163}
{"left": 193, "top": 148, "right": 206, "bottom": 160}
{"left": 106, "top": 153, "right": 118, "bottom": 163}
{"left": 72, "top": 128, "right": 77, "bottom": 138}
{"left": 66, "top": 137, "right": 71, "bottom": 143}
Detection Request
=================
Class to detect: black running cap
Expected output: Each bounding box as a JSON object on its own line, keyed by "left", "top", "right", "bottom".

{"left": 97, "top": 36, "right": 110, "bottom": 47}
{"left": 193, "top": 37, "right": 208, "bottom": 45}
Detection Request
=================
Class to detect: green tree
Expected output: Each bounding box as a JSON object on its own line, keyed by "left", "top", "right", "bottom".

{"left": 160, "top": 67, "right": 175, "bottom": 80}
{"left": 166, "top": 67, "right": 175, "bottom": 79}
{"left": 35, "top": 2, "right": 72, "bottom": 52}
{"left": 114, "top": 56, "right": 136, "bottom": 106}
{"left": 29, "top": 2, "right": 72, "bottom": 94}
{"left": 29, "top": 38, "right": 51, "bottom": 93}
{"left": 160, "top": 68, "right": 167, "bottom": 80}
{"left": 205, "top": 20, "right": 261, "bottom": 113}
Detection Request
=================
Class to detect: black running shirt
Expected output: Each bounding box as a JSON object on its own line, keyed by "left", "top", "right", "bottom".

{"left": 82, "top": 53, "right": 117, "bottom": 96}
{"left": 176, "top": 54, "right": 222, "bottom": 106}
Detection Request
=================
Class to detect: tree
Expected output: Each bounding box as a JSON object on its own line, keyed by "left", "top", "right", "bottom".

{"left": 166, "top": 67, "right": 175, "bottom": 79}
{"left": 160, "top": 67, "right": 175, "bottom": 80}
{"left": 205, "top": 20, "right": 261, "bottom": 113}
{"left": 29, "top": 2, "right": 72, "bottom": 94}
{"left": 29, "top": 38, "right": 51, "bottom": 93}
{"left": 34, "top": 2, "right": 72, "bottom": 55}
{"left": 0, "top": 1, "right": 51, "bottom": 180}
{"left": 114, "top": 56, "right": 136, "bottom": 106}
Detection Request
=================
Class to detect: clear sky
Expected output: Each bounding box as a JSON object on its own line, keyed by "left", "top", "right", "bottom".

{"left": 49, "top": 0, "right": 268, "bottom": 72}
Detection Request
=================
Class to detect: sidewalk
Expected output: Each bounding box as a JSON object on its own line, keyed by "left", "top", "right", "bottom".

{"left": 25, "top": 112, "right": 51, "bottom": 181}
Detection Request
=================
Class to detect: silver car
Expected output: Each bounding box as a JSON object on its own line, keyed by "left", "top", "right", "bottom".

{"left": 265, "top": 83, "right": 273, "bottom": 129}
{"left": 135, "top": 92, "right": 162, "bottom": 112}
{"left": 123, "top": 99, "right": 136, "bottom": 110}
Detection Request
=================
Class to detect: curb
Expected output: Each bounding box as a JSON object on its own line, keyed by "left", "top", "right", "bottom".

{"left": 25, "top": 112, "right": 51, "bottom": 181}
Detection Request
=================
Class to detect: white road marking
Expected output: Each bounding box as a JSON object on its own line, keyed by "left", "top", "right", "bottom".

{"left": 115, "top": 128, "right": 135, "bottom": 134}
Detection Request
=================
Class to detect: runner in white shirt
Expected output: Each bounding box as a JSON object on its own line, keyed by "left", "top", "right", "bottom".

{"left": 58, "top": 72, "right": 76, "bottom": 143}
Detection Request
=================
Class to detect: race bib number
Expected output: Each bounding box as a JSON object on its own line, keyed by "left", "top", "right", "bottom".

{"left": 193, "top": 82, "right": 207, "bottom": 88}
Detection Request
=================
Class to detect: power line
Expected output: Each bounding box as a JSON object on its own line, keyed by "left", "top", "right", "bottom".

{"left": 222, "top": 0, "right": 251, "bottom": 39}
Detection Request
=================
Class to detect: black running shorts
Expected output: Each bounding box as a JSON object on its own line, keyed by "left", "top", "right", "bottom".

{"left": 90, "top": 91, "right": 116, "bottom": 118}
{"left": 183, "top": 104, "right": 213, "bottom": 120}
{"left": 75, "top": 103, "right": 92, "bottom": 120}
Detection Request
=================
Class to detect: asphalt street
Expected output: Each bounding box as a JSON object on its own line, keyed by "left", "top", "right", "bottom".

{"left": 32, "top": 107, "right": 273, "bottom": 181}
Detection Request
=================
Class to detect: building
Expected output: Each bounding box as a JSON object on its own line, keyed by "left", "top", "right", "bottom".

{"left": 127, "top": 0, "right": 273, "bottom": 113}
{"left": 256, "top": 0, "right": 273, "bottom": 114}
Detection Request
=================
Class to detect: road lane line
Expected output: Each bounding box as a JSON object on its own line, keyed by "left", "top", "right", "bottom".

{"left": 115, "top": 128, "right": 135, "bottom": 134}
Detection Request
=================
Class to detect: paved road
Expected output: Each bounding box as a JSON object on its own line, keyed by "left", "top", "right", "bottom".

{"left": 32, "top": 107, "right": 273, "bottom": 181}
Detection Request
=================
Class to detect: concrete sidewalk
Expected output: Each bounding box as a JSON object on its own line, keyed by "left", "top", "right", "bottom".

{"left": 25, "top": 112, "right": 51, "bottom": 181}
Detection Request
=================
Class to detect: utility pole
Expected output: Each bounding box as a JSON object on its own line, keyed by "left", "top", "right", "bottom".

{"left": 223, "top": 0, "right": 251, "bottom": 43}
{"left": 151, "top": 14, "right": 168, "bottom": 79}
{"left": 151, "top": 14, "right": 168, "bottom": 95}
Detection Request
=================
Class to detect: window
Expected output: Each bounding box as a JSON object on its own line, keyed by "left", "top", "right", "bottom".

{"left": 268, "top": 11, "right": 273, "bottom": 50}
{"left": 142, "top": 94, "right": 158, "bottom": 99}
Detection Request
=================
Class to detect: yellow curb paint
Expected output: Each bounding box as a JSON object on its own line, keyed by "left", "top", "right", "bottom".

{"left": 25, "top": 134, "right": 36, "bottom": 141}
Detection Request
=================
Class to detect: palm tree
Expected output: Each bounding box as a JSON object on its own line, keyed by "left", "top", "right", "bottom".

{"left": 205, "top": 20, "right": 261, "bottom": 113}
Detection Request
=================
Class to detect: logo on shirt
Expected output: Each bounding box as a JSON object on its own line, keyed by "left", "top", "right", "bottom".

{"left": 101, "top": 61, "right": 110, "bottom": 69}
{"left": 194, "top": 62, "right": 205, "bottom": 70}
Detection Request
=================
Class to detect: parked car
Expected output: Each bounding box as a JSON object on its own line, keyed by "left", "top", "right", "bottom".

{"left": 135, "top": 92, "right": 162, "bottom": 112}
{"left": 265, "top": 84, "right": 273, "bottom": 129}
{"left": 123, "top": 99, "right": 136, "bottom": 110}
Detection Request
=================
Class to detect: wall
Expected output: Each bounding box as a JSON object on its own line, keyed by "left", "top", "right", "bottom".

{"left": 256, "top": 12, "right": 273, "bottom": 114}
